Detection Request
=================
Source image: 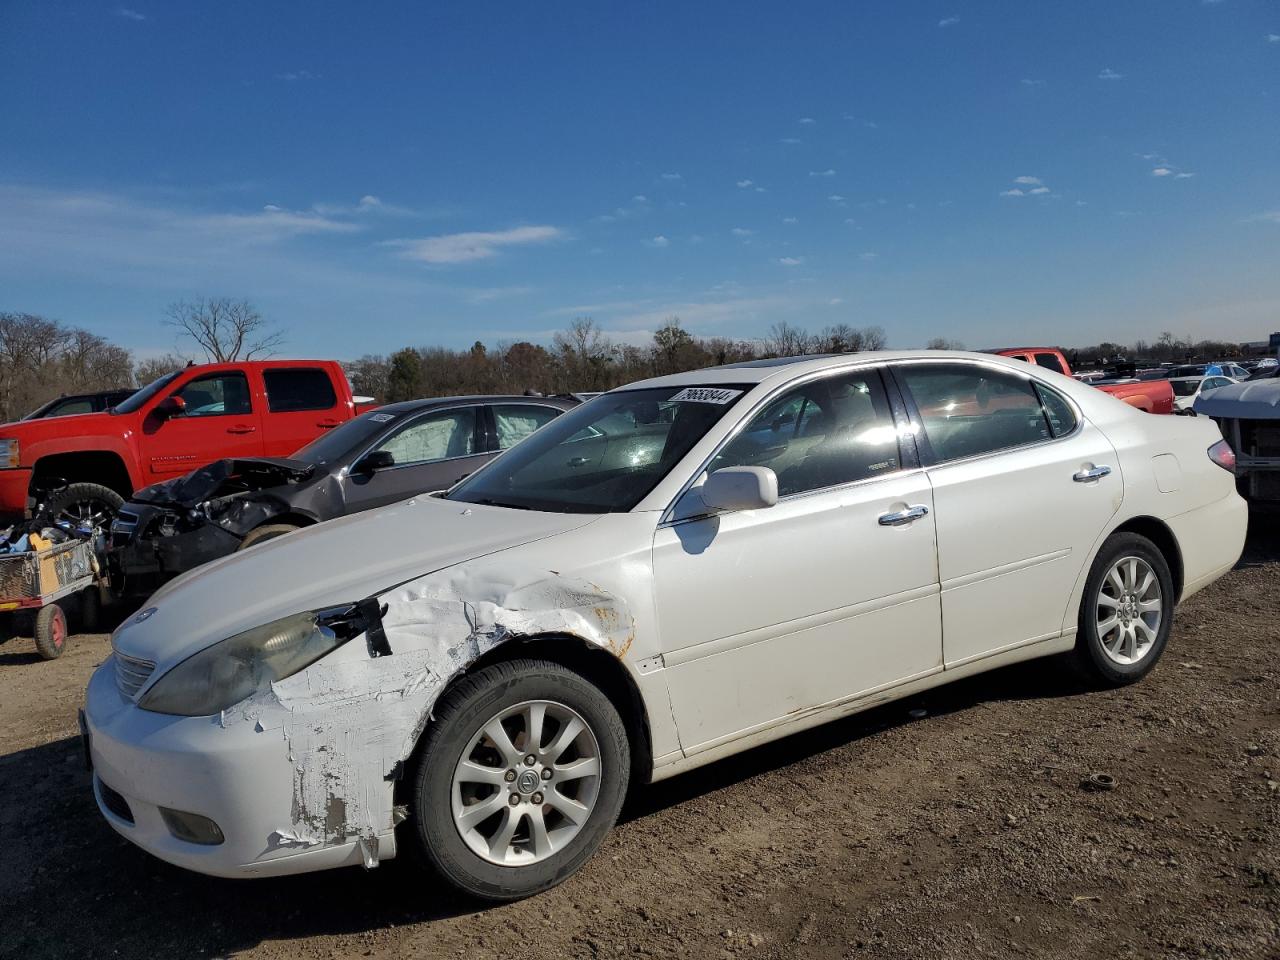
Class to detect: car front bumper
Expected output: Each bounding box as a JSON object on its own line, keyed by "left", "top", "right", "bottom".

{"left": 109, "top": 505, "right": 244, "bottom": 596}
{"left": 82, "top": 657, "right": 396, "bottom": 878}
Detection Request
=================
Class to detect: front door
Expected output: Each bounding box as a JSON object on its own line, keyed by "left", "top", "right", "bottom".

{"left": 143, "top": 371, "right": 264, "bottom": 480}
{"left": 892, "top": 360, "right": 1121, "bottom": 667}
{"left": 340, "top": 405, "right": 490, "bottom": 513}
{"left": 652, "top": 366, "right": 943, "bottom": 754}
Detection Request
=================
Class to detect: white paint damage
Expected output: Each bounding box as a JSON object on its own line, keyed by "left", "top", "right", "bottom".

{"left": 236, "top": 568, "right": 635, "bottom": 862}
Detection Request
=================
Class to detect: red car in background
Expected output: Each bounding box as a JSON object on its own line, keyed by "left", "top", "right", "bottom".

{"left": 993, "top": 348, "right": 1174, "bottom": 415}
{"left": 0, "top": 360, "right": 366, "bottom": 525}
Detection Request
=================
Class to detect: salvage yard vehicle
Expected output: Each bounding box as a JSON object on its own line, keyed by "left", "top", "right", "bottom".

{"left": 82, "top": 351, "right": 1246, "bottom": 901}
{"left": 1195, "top": 375, "right": 1280, "bottom": 504}
{"left": 993, "top": 347, "right": 1175, "bottom": 414}
{"left": 22, "top": 389, "right": 135, "bottom": 420}
{"left": 1170, "top": 374, "right": 1238, "bottom": 413}
{"left": 108, "top": 395, "right": 578, "bottom": 597}
{"left": 0, "top": 360, "right": 364, "bottom": 526}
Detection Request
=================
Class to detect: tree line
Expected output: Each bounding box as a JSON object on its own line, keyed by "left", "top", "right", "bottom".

{"left": 1, "top": 299, "right": 1270, "bottom": 422}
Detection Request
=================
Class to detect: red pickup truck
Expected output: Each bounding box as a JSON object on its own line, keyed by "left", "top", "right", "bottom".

{"left": 994, "top": 347, "right": 1174, "bottom": 415}
{"left": 0, "top": 360, "right": 363, "bottom": 523}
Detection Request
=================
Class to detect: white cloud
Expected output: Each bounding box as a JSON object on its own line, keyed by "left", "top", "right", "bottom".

{"left": 393, "top": 225, "right": 562, "bottom": 264}
{"left": 1098, "top": 67, "right": 1124, "bottom": 80}
{"left": 755, "top": 186, "right": 767, "bottom": 193}
{"left": 1000, "top": 188, "right": 1026, "bottom": 197}
{"left": 843, "top": 217, "right": 856, "bottom": 225}
{"left": 938, "top": 16, "right": 960, "bottom": 27}
{"left": 1013, "top": 176, "right": 1042, "bottom": 186}
{"left": 808, "top": 169, "right": 836, "bottom": 177}
{"left": 1268, "top": 34, "right": 1280, "bottom": 43}
{"left": 659, "top": 172, "right": 682, "bottom": 181}
{"left": 736, "top": 179, "right": 755, "bottom": 188}
{"left": 1248, "top": 210, "right": 1280, "bottom": 224}
{"left": 649, "top": 235, "right": 670, "bottom": 248}
{"left": 1021, "top": 78, "right": 1045, "bottom": 86}
{"left": 798, "top": 117, "right": 816, "bottom": 125}
{"left": 827, "top": 194, "right": 847, "bottom": 202}
{"left": 859, "top": 252, "right": 879, "bottom": 261}
{"left": 1152, "top": 167, "right": 1174, "bottom": 177}
{"left": 778, "top": 256, "right": 803, "bottom": 266}
{"left": 276, "top": 70, "right": 320, "bottom": 82}
{"left": 779, "top": 137, "right": 802, "bottom": 145}
{"left": 782, "top": 216, "right": 798, "bottom": 224}
{"left": 1175, "top": 172, "right": 1195, "bottom": 179}
{"left": 828, "top": 298, "right": 844, "bottom": 306}
{"left": 115, "top": 7, "right": 146, "bottom": 20}
{"left": 730, "top": 227, "right": 754, "bottom": 237}
{"left": 1028, "top": 186, "right": 1050, "bottom": 195}
{"left": 632, "top": 194, "right": 649, "bottom": 203}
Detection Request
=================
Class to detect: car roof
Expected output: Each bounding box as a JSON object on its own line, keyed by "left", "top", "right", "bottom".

{"left": 369, "top": 395, "right": 577, "bottom": 416}
{"left": 615, "top": 350, "right": 1040, "bottom": 390}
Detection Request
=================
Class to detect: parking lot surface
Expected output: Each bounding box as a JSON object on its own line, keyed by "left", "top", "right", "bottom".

{"left": 1, "top": 519, "right": 1277, "bottom": 960}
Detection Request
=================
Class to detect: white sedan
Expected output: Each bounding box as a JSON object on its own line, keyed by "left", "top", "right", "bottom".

{"left": 83, "top": 351, "right": 1247, "bottom": 900}
{"left": 1170, "top": 373, "right": 1238, "bottom": 412}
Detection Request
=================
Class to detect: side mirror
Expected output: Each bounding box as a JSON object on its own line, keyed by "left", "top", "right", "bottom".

{"left": 700, "top": 466, "right": 779, "bottom": 513}
{"left": 354, "top": 450, "right": 395, "bottom": 474}
{"left": 157, "top": 396, "right": 187, "bottom": 419}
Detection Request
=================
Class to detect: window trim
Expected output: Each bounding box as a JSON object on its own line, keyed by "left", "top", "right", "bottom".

{"left": 168, "top": 371, "right": 254, "bottom": 419}
{"left": 345, "top": 404, "right": 484, "bottom": 474}
{"left": 659, "top": 362, "right": 918, "bottom": 526}
{"left": 262, "top": 366, "right": 340, "bottom": 414}
{"left": 886, "top": 358, "right": 1083, "bottom": 469}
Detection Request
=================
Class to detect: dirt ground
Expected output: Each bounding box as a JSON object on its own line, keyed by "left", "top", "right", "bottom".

{"left": 1, "top": 519, "right": 1277, "bottom": 960}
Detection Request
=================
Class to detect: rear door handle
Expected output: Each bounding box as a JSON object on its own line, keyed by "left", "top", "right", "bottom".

{"left": 878, "top": 504, "right": 930, "bottom": 526}
{"left": 227, "top": 424, "right": 257, "bottom": 435}
{"left": 1073, "top": 465, "right": 1111, "bottom": 482}
{"left": 317, "top": 419, "right": 342, "bottom": 429}
{"left": 567, "top": 457, "right": 590, "bottom": 467}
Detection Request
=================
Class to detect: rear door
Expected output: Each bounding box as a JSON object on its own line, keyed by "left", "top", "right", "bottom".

{"left": 339, "top": 405, "right": 490, "bottom": 513}
{"left": 261, "top": 367, "right": 345, "bottom": 456}
{"left": 891, "top": 360, "right": 1120, "bottom": 667}
{"left": 142, "top": 370, "right": 264, "bottom": 480}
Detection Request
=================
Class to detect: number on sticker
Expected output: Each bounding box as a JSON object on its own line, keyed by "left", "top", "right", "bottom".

{"left": 669, "top": 387, "right": 743, "bottom": 405}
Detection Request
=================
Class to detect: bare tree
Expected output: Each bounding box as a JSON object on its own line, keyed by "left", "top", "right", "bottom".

{"left": 165, "top": 297, "right": 283, "bottom": 362}
{"left": 134, "top": 353, "right": 189, "bottom": 386}
{"left": 553, "top": 318, "right": 614, "bottom": 390}
{"left": 926, "top": 337, "right": 966, "bottom": 350}
{"left": 765, "top": 322, "right": 814, "bottom": 357}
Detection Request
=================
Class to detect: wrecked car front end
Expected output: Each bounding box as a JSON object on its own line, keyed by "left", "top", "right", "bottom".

{"left": 1195, "top": 379, "right": 1280, "bottom": 504}
{"left": 82, "top": 494, "right": 657, "bottom": 878}
{"left": 109, "top": 458, "right": 321, "bottom": 595}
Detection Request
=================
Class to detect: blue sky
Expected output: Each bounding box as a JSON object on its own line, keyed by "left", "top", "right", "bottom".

{"left": 1, "top": 1, "right": 1278, "bottom": 360}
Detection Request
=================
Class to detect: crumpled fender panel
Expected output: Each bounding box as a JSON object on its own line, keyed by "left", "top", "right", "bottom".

{"left": 236, "top": 567, "right": 636, "bottom": 856}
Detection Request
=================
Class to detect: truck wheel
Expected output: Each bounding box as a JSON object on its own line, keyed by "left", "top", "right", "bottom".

{"left": 237, "top": 524, "right": 301, "bottom": 551}
{"left": 34, "top": 604, "right": 69, "bottom": 660}
{"left": 44, "top": 483, "right": 124, "bottom": 533}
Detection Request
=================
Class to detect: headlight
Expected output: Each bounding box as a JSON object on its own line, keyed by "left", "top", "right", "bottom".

{"left": 138, "top": 604, "right": 369, "bottom": 716}
{"left": 0, "top": 438, "right": 19, "bottom": 469}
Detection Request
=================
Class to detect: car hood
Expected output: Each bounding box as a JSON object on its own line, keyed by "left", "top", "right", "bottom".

{"left": 0, "top": 411, "right": 111, "bottom": 435}
{"left": 110, "top": 495, "right": 600, "bottom": 665}
{"left": 1193, "top": 378, "right": 1280, "bottom": 419}
{"left": 130, "top": 457, "right": 316, "bottom": 507}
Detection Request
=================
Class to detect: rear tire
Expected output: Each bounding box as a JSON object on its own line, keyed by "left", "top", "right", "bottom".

{"left": 410, "top": 658, "right": 630, "bottom": 901}
{"left": 237, "top": 523, "right": 301, "bottom": 551}
{"left": 1073, "top": 532, "right": 1174, "bottom": 686}
{"left": 34, "top": 604, "right": 68, "bottom": 660}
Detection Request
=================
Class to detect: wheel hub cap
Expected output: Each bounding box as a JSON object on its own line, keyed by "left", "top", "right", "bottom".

{"left": 1096, "top": 555, "right": 1162, "bottom": 666}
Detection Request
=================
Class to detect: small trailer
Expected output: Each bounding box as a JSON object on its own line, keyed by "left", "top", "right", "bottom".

{"left": 0, "top": 539, "right": 101, "bottom": 659}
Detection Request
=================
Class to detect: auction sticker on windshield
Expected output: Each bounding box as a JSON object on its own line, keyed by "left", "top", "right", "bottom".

{"left": 669, "top": 387, "right": 743, "bottom": 404}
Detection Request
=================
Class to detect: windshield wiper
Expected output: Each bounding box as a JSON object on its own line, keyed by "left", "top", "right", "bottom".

{"left": 466, "top": 497, "right": 533, "bottom": 511}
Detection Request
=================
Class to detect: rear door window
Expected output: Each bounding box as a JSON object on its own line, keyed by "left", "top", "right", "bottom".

{"left": 1033, "top": 353, "right": 1066, "bottom": 374}
{"left": 492, "top": 404, "right": 563, "bottom": 450}
{"left": 896, "top": 363, "right": 1054, "bottom": 462}
{"left": 264, "top": 368, "right": 338, "bottom": 413}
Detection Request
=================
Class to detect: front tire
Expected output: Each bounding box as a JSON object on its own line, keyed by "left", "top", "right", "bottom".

{"left": 237, "top": 523, "right": 301, "bottom": 551}
{"left": 410, "top": 658, "right": 630, "bottom": 901}
{"left": 43, "top": 483, "right": 124, "bottom": 533}
{"left": 1073, "top": 532, "right": 1174, "bottom": 686}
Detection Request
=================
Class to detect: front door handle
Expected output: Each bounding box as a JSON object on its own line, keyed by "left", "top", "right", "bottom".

{"left": 227, "top": 424, "right": 257, "bottom": 435}
{"left": 878, "top": 504, "right": 930, "bottom": 526}
{"left": 317, "top": 419, "right": 342, "bottom": 429}
{"left": 566, "top": 457, "right": 590, "bottom": 468}
{"left": 1073, "top": 465, "right": 1111, "bottom": 483}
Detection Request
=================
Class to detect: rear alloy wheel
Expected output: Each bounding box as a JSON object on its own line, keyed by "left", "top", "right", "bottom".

{"left": 1074, "top": 532, "right": 1174, "bottom": 686}
{"left": 411, "top": 659, "right": 629, "bottom": 901}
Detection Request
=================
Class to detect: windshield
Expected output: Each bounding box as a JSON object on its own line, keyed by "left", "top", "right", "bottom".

{"left": 1170, "top": 379, "right": 1201, "bottom": 397}
{"left": 448, "top": 385, "right": 749, "bottom": 513}
{"left": 293, "top": 409, "right": 403, "bottom": 465}
{"left": 112, "top": 371, "right": 182, "bottom": 414}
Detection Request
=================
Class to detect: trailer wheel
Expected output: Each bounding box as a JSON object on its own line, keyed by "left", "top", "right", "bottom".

{"left": 34, "top": 604, "right": 68, "bottom": 660}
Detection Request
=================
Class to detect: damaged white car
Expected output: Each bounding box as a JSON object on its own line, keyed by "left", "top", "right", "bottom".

{"left": 83, "top": 352, "right": 1247, "bottom": 900}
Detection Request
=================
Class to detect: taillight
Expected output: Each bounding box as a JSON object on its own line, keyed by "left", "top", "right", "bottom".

{"left": 1208, "top": 439, "right": 1236, "bottom": 473}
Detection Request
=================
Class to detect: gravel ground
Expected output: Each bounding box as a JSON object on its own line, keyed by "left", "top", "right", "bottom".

{"left": 1, "top": 517, "right": 1277, "bottom": 960}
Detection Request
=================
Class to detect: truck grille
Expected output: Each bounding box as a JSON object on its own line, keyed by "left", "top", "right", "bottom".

{"left": 114, "top": 650, "right": 156, "bottom": 699}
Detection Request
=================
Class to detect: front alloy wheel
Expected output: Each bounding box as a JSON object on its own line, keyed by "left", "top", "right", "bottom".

{"left": 411, "top": 658, "right": 629, "bottom": 901}
{"left": 1094, "top": 555, "right": 1163, "bottom": 666}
